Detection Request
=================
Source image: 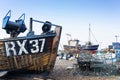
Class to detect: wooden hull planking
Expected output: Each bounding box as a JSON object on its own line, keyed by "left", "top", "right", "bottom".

{"left": 0, "top": 26, "right": 62, "bottom": 73}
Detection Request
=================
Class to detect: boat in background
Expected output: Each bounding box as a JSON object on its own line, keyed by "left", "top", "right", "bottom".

{"left": 82, "top": 41, "right": 99, "bottom": 50}
{"left": 63, "top": 39, "right": 81, "bottom": 54}
{"left": 82, "top": 24, "right": 99, "bottom": 53}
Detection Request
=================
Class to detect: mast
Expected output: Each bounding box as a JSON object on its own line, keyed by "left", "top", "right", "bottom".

{"left": 89, "top": 24, "right": 91, "bottom": 42}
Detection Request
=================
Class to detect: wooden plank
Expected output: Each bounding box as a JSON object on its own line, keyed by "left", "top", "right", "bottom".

{"left": 13, "top": 56, "right": 19, "bottom": 68}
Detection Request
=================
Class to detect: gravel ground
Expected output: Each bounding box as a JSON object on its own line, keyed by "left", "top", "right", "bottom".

{"left": 47, "top": 57, "right": 120, "bottom": 80}
{"left": 1, "top": 57, "right": 120, "bottom": 80}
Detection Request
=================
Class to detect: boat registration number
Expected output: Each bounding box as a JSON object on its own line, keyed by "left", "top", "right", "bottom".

{"left": 4, "top": 38, "right": 45, "bottom": 56}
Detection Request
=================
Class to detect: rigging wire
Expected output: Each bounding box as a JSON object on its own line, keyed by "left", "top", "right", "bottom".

{"left": 89, "top": 24, "right": 98, "bottom": 44}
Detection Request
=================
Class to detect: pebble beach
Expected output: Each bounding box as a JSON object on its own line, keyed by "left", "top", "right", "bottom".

{"left": 47, "top": 58, "right": 119, "bottom": 80}
{"left": 1, "top": 57, "right": 120, "bottom": 80}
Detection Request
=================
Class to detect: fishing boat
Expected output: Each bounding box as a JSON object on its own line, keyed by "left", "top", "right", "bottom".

{"left": 82, "top": 42, "right": 99, "bottom": 50}
{"left": 77, "top": 25, "right": 100, "bottom": 72}
{"left": 82, "top": 24, "right": 99, "bottom": 52}
{"left": 63, "top": 39, "right": 81, "bottom": 54}
{"left": 0, "top": 10, "right": 62, "bottom": 77}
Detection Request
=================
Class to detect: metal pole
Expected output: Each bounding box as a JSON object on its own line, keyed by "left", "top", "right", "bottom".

{"left": 30, "top": 18, "right": 33, "bottom": 32}
{"left": 32, "top": 19, "right": 61, "bottom": 27}
{"left": 115, "top": 35, "right": 119, "bottom": 42}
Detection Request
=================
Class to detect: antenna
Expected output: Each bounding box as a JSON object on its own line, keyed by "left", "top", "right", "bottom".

{"left": 115, "top": 35, "right": 119, "bottom": 42}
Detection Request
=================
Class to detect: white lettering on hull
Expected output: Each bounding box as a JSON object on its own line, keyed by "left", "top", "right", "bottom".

{"left": 4, "top": 38, "right": 46, "bottom": 56}
{"left": 17, "top": 40, "right": 28, "bottom": 55}
{"left": 5, "top": 42, "right": 17, "bottom": 56}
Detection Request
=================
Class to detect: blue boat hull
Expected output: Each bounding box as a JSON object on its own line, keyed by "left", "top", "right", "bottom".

{"left": 82, "top": 45, "right": 99, "bottom": 50}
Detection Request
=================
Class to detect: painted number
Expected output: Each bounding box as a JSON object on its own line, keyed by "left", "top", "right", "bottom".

{"left": 4, "top": 38, "right": 46, "bottom": 56}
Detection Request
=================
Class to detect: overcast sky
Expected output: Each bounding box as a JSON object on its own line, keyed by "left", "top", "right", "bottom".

{"left": 0, "top": 0, "right": 120, "bottom": 49}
